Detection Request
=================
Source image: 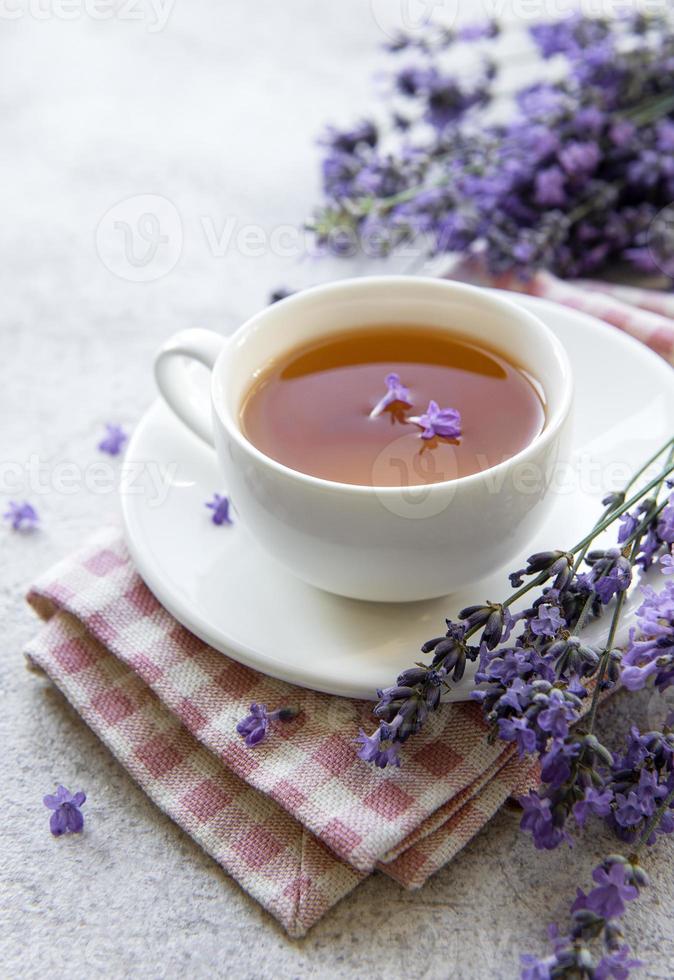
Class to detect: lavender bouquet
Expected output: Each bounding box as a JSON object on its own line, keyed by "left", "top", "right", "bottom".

{"left": 309, "top": 10, "right": 674, "bottom": 280}
{"left": 356, "top": 435, "right": 674, "bottom": 978}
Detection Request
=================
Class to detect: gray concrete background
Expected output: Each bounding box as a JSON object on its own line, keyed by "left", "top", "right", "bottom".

{"left": 1, "top": 2, "right": 673, "bottom": 977}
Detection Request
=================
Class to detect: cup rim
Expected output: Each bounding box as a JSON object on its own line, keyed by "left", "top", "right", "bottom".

{"left": 211, "top": 276, "right": 574, "bottom": 495}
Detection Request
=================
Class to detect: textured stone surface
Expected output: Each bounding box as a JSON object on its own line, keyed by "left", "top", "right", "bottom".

{"left": 1, "top": 3, "right": 673, "bottom": 977}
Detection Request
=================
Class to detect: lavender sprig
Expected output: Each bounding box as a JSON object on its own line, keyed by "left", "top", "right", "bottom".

{"left": 521, "top": 855, "right": 647, "bottom": 979}
{"left": 359, "top": 436, "right": 674, "bottom": 978}
{"left": 310, "top": 11, "right": 674, "bottom": 279}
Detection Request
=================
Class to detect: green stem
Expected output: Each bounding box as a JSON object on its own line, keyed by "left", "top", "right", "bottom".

{"left": 625, "top": 92, "right": 674, "bottom": 127}
{"left": 571, "top": 589, "right": 597, "bottom": 636}
{"left": 570, "top": 460, "right": 674, "bottom": 556}
{"left": 624, "top": 438, "right": 674, "bottom": 494}
{"left": 488, "top": 448, "right": 674, "bottom": 615}
{"left": 586, "top": 588, "right": 627, "bottom": 734}
{"left": 638, "top": 784, "right": 674, "bottom": 849}
{"left": 573, "top": 499, "right": 623, "bottom": 575}
{"left": 587, "top": 444, "right": 674, "bottom": 732}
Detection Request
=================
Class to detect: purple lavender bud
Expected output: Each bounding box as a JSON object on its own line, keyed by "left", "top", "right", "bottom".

{"left": 321, "top": 120, "right": 377, "bottom": 154}
{"left": 276, "top": 707, "right": 298, "bottom": 722}
{"left": 572, "top": 859, "right": 640, "bottom": 920}
{"left": 511, "top": 551, "right": 571, "bottom": 588}
{"left": 444, "top": 648, "right": 468, "bottom": 682}
{"left": 98, "top": 423, "right": 128, "bottom": 456}
{"left": 459, "top": 603, "right": 505, "bottom": 650}
{"left": 519, "top": 791, "right": 570, "bottom": 850}
{"left": 548, "top": 637, "right": 599, "bottom": 679}
{"left": 482, "top": 608, "right": 505, "bottom": 650}
{"left": 424, "top": 683, "right": 442, "bottom": 712}
{"left": 408, "top": 400, "right": 461, "bottom": 440}
{"left": 458, "top": 603, "right": 492, "bottom": 626}
{"left": 420, "top": 635, "right": 447, "bottom": 654}
{"left": 428, "top": 637, "right": 462, "bottom": 662}
{"left": 527, "top": 551, "right": 568, "bottom": 572}
{"left": 581, "top": 733, "right": 614, "bottom": 768}
{"left": 396, "top": 666, "right": 428, "bottom": 686}
{"left": 602, "top": 491, "right": 625, "bottom": 508}
{"left": 369, "top": 372, "right": 411, "bottom": 419}
{"left": 376, "top": 685, "right": 415, "bottom": 706}
{"left": 269, "top": 287, "right": 294, "bottom": 304}
{"left": 569, "top": 907, "right": 604, "bottom": 942}
{"left": 205, "top": 493, "right": 233, "bottom": 526}
{"left": 356, "top": 729, "right": 401, "bottom": 769}
{"left": 457, "top": 20, "right": 499, "bottom": 42}
{"left": 43, "top": 785, "right": 86, "bottom": 836}
{"left": 236, "top": 703, "right": 297, "bottom": 747}
{"left": 3, "top": 501, "right": 39, "bottom": 532}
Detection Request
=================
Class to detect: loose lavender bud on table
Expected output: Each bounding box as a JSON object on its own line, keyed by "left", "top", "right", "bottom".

{"left": 236, "top": 703, "right": 298, "bottom": 747}
{"left": 268, "top": 287, "right": 294, "bottom": 304}
{"left": 3, "top": 501, "right": 39, "bottom": 532}
{"left": 43, "top": 785, "right": 86, "bottom": 836}
{"left": 98, "top": 423, "right": 128, "bottom": 456}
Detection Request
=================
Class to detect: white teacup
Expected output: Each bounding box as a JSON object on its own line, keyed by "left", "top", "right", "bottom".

{"left": 155, "top": 276, "right": 573, "bottom": 601}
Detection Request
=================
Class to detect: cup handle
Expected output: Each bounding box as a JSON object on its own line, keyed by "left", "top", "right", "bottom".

{"left": 154, "top": 328, "right": 227, "bottom": 447}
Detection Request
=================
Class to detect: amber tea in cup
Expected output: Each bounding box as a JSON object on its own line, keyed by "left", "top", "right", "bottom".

{"left": 239, "top": 325, "right": 546, "bottom": 487}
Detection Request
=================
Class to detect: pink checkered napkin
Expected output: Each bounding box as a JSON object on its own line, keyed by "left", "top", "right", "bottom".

{"left": 26, "top": 529, "right": 538, "bottom": 935}
{"left": 447, "top": 256, "right": 674, "bottom": 363}
{"left": 26, "top": 613, "right": 364, "bottom": 937}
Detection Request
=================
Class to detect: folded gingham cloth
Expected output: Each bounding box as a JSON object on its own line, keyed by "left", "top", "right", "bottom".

{"left": 26, "top": 529, "right": 538, "bottom": 937}
{"left": 447, "top": 257, "right": 674, "bottom": 364}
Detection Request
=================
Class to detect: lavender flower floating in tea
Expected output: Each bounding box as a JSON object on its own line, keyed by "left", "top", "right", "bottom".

{"left": 407, "top": 400, "right": 462, "bottom": 441}
{"left": 368, "top": 372, "right": 411, "bottom": 418}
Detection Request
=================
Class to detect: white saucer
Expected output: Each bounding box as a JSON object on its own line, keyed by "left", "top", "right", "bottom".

{"left": 121, "top": 293, "right": 673, "bottom": 700}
